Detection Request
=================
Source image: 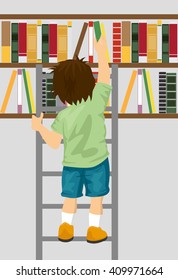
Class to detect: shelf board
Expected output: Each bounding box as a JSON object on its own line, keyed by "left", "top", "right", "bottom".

{"left": 1, "top": 113, "right": 178, "bottom": 119}
{"left": 1, "top": 14, "right": 178, "bottom": 20}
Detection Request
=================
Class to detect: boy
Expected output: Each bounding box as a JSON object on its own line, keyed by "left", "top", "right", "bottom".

{"left": 32, "top": 36, "right": 112, "bottom": 243}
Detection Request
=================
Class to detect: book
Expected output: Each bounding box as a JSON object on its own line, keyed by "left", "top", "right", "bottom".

{"left": 18, "top": 22, "right": 27, "bottom": 63}
{"left": 137, "top": 69, "right": 142, "bottom": 113}
{"left": 121, "top": 21, "right": 131, "bottom": 63}
{"left": 67, "top": 21, "right": 73, "bottom": 59}
{"left": 100, "top": 23, "right": 110, "bottom": 62}
{"left": 162, "top": 24, "right": 169, "bottom": 63}
{"left": 42, "top": 24, "right": 49, "bottom": 63}
{"left": 73, "top": 22, "right": 88, "bottom": 59}
{"left": 11, "top": 23, "right": 18, "bottom": 63}
{"left": 139, "top": 22, "right": 147, "bottom": 63}
{"left": 37, "top": 20, "right": 42, "bottom": 63}
{"left": 120, "top": 70, "right": 137, "bottom": 113}
{"left": 159, "top": 72, "right": 166, "bottom": 113}
{"left": 169, "top": 23, "right": 178, "bottom": 62}
{"left": 147, "top": 24, "right": 157, "bottom": 63}
{"left": 132, "top": 23, "right": 138, "bottom": 63}
{"left": 22, "top": 69, "right": 32, "bottom": 113}
{"left": 2, "top": 21, "right": 11, "bottom": 62}
{"left": 49, "top": 23, "right": 57, "bottom": 63}
{"left": 26, "top": 71, "right": 36, "bottom": 113}
{"left": 0, "top": 70, "right": 17, "bottom": 113}
{"left": 17, "top": 69, "right": 22, "bottom": 113}
{"left": 146, "top": 70, "right": 156, "bottom": 113}
{"left": 93, "top": 21, "right": 101, "bottom": 42}
{"left": 113, "top": 22, "right": 121, "bottom": 63}
{"left": 88, "top": 21, "right": 94, "bottom": 63}
{"left": 142, "top": 69, "right": 152, "bottom": 113}
{"left": 42, "top": 74, "right": 56, "bottom": 113}
{"left": 166, "top": 73, "right": 176, "bottom": 113}
{"left": 157, "top": 20, "right": 162, "bottom": 63}
{"left": 57, "top": 25, "right": 68, "bottom": 62}
{"left": 27, "top": 24, "right": 37, "bottom": 63}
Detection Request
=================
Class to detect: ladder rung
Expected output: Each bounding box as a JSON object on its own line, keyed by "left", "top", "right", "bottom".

{"left": 42, "top": 139, "right": 64, "bottom": 144}
{"left": 42, "top": 139, "right": 110, "bottom": 144}
{"left": 43, "top": 204, "right": 112, "bottom": 209}
{"left": 42, "top": 171, "right": 62, "bottom": 176}
{"left": 42, "top": 236, "right": 112, "bottom": 242}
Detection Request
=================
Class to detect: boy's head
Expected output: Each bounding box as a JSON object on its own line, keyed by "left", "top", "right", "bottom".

{"left": 51, "top": 58, "right": 95, "bottom": 105}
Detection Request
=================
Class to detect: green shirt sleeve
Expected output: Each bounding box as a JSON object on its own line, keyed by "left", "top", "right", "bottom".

{"left": 91, "top": 82, "right": 112, "bottom": 113}
{"left": 51, "top": 111, "right": 64, "bottom": 135}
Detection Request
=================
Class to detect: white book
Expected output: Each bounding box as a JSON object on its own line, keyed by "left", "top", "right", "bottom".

{"left": 67, "top": 21, "right": 73, "bottom": 59}
{"left": 49, "top": 57, "right": 58, "bottom": 63}
{"left": 139, "top": 56, "right": 147, "bottom": 63}
{"left": 137, "top": 69, "right": 142, "bottom": 113}
{"left": 37, "top": 20, "right": 42, "bottom": 62}
{"left": 157, "top": 20, "right": 162, "bottom": 62}
{"left": 17, "top": 69, "right": 22, "bottom": 113}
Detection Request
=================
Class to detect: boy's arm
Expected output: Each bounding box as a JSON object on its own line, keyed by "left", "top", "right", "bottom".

{"left": 32, "top": 113, "right": 62, "bottom": 149}
{"left": 94, "top": 36, "right": 110, "bottom": 84}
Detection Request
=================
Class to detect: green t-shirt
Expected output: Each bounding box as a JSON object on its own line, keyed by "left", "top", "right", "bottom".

{"left": 51, "top": 82, "right": 112, "bottom": 168}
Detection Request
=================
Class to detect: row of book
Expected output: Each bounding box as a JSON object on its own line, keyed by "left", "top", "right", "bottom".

{"left": 121, "top": 69, "right": 177, "bottom": 113}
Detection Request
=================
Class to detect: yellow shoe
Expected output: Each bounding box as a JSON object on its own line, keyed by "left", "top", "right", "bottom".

{"left": 86, "top": 226, "right": 108, "bottom": 243}
{"left": 58, "top": 222, "right": 74, "bottom": 242}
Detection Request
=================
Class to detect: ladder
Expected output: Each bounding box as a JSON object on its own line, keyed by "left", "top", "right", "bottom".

{"left": 36, "top": 64, "right": 118, "bottom": 260}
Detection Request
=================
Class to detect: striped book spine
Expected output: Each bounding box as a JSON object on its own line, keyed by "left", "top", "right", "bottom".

{"left": 57, "top": 25, "right": 68, "bottom": 62}
{"left": 132, "top": 23, "right": 138, "bottom": 63}
{"left": 37, "top": 20, "right": 42, "bottom": 63}
{"left": 42, "top": 73, "right": 56, "bottom": 113}
{"left": 142, "top": 69, "right": 152, "bottom": 113}
{"left": 137, "top": 69, "right": 142, "bottom": 113}
{"left": 26, "top": 71, "right": 36, "bottom": 113}
{"left": 88, "top": 21, "right": 94, "bottom": 63}
{"left": 159, "top": 72, "right": 166, "bottom": 113}
{"left": 162, "top": 24, "right": 169, "bottom": 63}
{"left": 147, "top": 24, "right": 157, "bottom": 63}
{"left": 27, "top": 24, "right": 37, "bottom": 63}
{"left": 42, "top": 73, "right": 47, "bottom": 112}
{"left": 121, "top": 21, "right": 131, "bottom": 63}
{"left": 49, "top": 23, "right": 57, "bottom": 63}
{"left": 2, "top": 21, "right": 11, "bottom": 62}
{"left": 42, "top": 24, "right": 49, "bottom": 63}
{"left": 169, "top": 23, "right": 178, "bottom": 62}
{"left": 11, "top": 23, "right": 18, "bottom": 63}
{"left": 67, "top": 21, "right": 73, "bottom": 59}
{"left": 17, "top": 69, "right": 22, "bottom": 113}
{"left": 18, "top": 22, "right": 27, "bottom": 63}
{"left": 112, "top": 22, "right": 121, "bottom": 63}
{"left": 139, "top": 22, "right": 147, "bottom": 63}
{"left": 157, "top": 20, "right": 162, "bottom": 63}
{"left": 166, "top": 73, "right": 176, "bottom": 113}
{"left": 22, "top": 68, "right": 32, "bottom": 113}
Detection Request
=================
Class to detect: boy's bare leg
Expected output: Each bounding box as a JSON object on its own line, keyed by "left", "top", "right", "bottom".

{"left": 90, "top": 197, "right": 103, "bottom": 215}
{"left": 62, "top": 198, "right": 77, "bottom": 213}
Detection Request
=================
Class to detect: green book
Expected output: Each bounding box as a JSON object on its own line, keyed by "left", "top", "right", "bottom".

{"left": 42, "top": 24, "right": 49, "bottom": 63}
{"left": 22, "top": 69, "right": 32, "bottom": 113}
{"left": 94, "top": 21, "right": 101, "bottom": 41}
{"left": 143, "top": 69, "right": 152, "bottom": 113}
{"left": 11, "top": 23, "right": 18, "bottom": 63}
{"left": 162, "top": 24, "right": 169, "bottom": 63}
{"left": 166, "top": 73, "right": 176, "bottom": 113}
{"left": 132, "top": 23, "right": 138, "bottom": 63}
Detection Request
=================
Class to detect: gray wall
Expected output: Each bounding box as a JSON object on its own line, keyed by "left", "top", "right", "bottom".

{"left": 0, "top": 0, "right": 178, "bottom": 260}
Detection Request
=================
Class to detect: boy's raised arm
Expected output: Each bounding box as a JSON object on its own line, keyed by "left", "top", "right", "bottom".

{"left": 94, "top": 36, "right": 110, "bottom": 85}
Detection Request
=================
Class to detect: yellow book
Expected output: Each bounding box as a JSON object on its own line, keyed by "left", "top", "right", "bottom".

{"left": 100, "top": 23, "right": 110, "bottom": 62}
{"left": 122, "top": 46, "right": 131, "bottom": 63}
{"left": 0, "top": 70, "right": 17, "bottom": 113}
{"left": 120, "top": 70, "right": 137, "bottom": 113}
{"left": 147, "top": 24, "right": 157, "bottom": 63}
{"left": 146, "top": 71, "right": 156, "bottom": 113}
{"left": 57, "top": 25, "right": 68, "bottom": 62}
{"left": 27, "top": 24, "right": 37, "bottom": 63}
{"left": 26, "top": 71, "right": 36, "bottom": 113}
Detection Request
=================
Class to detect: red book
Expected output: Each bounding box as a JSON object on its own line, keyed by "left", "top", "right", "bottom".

{"left": 88, "top": 21, "right": 94, "bottom": 63}
{"left": 138, "top": 22, "right": 147, "bottom": 62}
{"left": 113, "top": 22, "right": 121, "bottom": 63}
{"left": 169, "top": 23, "right": 178, "bottom": 62}
{"left": 18, "top": 22, "right": 27, "bottom": 63}
{"left": 49, "top": 23, "right": 57, "bottom": 63}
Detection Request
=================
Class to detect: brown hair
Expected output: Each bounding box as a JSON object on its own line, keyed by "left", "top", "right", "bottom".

{"left": 50, "top": 58, "right": 95, "bottom": 105}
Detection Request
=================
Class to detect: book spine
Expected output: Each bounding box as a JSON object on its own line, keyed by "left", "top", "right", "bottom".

{"left": 17, "top": 69, "right": 22, "bottom": 113}
{"left": 46, "top": 78, "right": 56, "bottom": 113}
{"left": 88, "top": 21, "right": 94, "bottom": 63}
{"left": 137, "top": 69, "right": 142, "bottom": 113}
{"left": 27, "top": 24, "right": 37, "bottom": 63}
{"left": 159, "top": 72, "right": 167, "bottom": 113}
{"left": 49, "top": 23, "right": 57, "bottom": 63}
{"left": 42, "top": 24, "right": 49, "bottom": 63}
{"left": 166, "top": 73, "right": 176, "bottom": 113}
{"left": 18, "top": 22, "right": 27, "bottom": 63}
{"left": 121, "top": 21, "right": 131, "bottom": 63}
{"left": 142, "top": 69, "right": 152, "bottom": 113}
{"left": 11, "top": 23, "right": 18, "bottom": 63}
{"left": 139, "top": 22, "right": 147, "bottom": 63}
{"left": 94, "top": 21, "right": 101, "bottom": 42}
{"left": 42, "top": 72, "right": 47, "bottom": 112}
{"left": 2, "top": 21, "right": 11, "bottom": 62}
{"left": 162, "top": 24, "right": 169, "bottom": 63}
{"left": 100, "top": 23, "right": 110, "bottom": 62}
{"left": 147, "top": 70, "right": 156, "bottom": 113}
{"left": 157, "top": 20, "right": 162, "bottom": 63}
{"left": 57, "top": 25, "right": 68, "bottom": 62}
{"left": 37, "top": 20, "right": 42, "bottom": 63}
{"left": 26, "top": 71, "right": 36, "bottom": 113}
{"left": 147, "top": 24, "right": 157, "bottom": 63}
{"left": 67, "top": 21, "right": 73, "bottom": 59}
{"left": 169, "top": 23, "right": 178, "bottom": 62}
{"left": 132, "top": 23, "right": 138, "bottom": 63}
{"left": 113, "top": 22, "right": 121, "bottom": 63}
{"left": 22, "top": 68, "right": 32, "bottom": 113}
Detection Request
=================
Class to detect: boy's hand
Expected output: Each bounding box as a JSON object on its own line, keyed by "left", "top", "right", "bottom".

{"left": 94, "top": 35, "right": 107, "bottom": 56}
{"left": 32, "top": 112, "right": 44, "bottom": 131}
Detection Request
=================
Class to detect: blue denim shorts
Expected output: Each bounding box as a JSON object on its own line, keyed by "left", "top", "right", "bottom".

{"left": 61, "top": 158, "right": 110, "bottom": 198}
